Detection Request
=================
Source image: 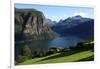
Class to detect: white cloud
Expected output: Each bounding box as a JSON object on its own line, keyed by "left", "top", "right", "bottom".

{"left": 50, "top": 16, "right": 63, "bottom": 21}
{"left": 73, "top": 12, "right": 88, "bottom": 17}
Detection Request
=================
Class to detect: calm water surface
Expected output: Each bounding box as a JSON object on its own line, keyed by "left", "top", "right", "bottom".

{"left": 15, "top": 36, "right": 85, "bottom": 57}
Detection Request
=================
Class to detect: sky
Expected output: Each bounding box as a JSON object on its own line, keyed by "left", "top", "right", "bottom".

{"left": 15, "top": 4, "right": 94, "bottom": 22}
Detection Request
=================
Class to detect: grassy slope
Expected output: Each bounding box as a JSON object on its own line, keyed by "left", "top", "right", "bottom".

{"left": 17, "top": 50, "right": 94, "bottom": 65}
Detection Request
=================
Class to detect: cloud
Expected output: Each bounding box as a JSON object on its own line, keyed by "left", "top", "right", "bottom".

{"left": 50, "top": 16, "right": 63, "bottom": 21}
{"left": 73, "top": 12, "right": 88, "bottom": 17}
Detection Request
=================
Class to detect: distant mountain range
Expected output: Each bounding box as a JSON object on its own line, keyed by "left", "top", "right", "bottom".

{"left": 51, "top": 15, "right": 94, "bottom": 39}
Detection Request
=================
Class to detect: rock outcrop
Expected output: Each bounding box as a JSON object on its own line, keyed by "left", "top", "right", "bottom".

{"left": 15, "top": 8, "right": 56, "bottom": 41}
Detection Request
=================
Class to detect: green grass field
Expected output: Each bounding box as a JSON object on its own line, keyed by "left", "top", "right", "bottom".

{"left": 17, "top": 50, "right": 94, "bottom": 65}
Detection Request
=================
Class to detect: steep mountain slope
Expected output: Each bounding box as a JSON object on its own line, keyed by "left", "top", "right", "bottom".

{"left": 51, "top": 16, "right": 94, "bottom": 39}
{"left": 53, "top": 15, "right": 92, "bottom": 29}
{"left": 15, "top": 8, "right": 57, "bottom": 41}
{"left": 46, "top": 19, "right": 57, "bottom": 26}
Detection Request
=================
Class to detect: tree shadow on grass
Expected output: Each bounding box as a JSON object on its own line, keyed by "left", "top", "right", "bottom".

{"left": 36, "top": 50, "right": 88, "bottom": 62}
{"left": 75, "top": 55, "right": 94, "bottom": 62}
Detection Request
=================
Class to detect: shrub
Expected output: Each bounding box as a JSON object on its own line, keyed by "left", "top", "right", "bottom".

{"left": 46, "top": 50, "right": 55, "bottom": 55}
{"left": 32, "top": 51, "right": 38, "bottom": 58}
{"left": 69, "top": 46, "right": 75, "bottom": 50}
{"left": 16, "top": 55, "right": 30, "bottom": 63}
{"left": 62, "top": 48, "right": 70, "bottom": 52}
{"left": 21, "top": 45, "right": 32, "bottom": 58}
{"left": 77, "top": 42, "right": 84, "bottom": 46}
{"left": 16, "top": 45, "right": 32, "bottom": 63}
{"left": 38, "top": 51, "right": 45, "bottom": 57}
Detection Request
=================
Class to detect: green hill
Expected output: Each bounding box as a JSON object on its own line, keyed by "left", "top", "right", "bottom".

{"left": 17, "top": 50, "right": 93, "bottom": 65}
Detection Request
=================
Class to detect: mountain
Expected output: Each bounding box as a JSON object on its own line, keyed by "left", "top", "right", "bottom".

{"left": 51, "top": 16, "right": 94, "bottom": 39}
{"left": 15, "top": 8, "right": 57, "bottom": 41}
{"left": 58, "top": 19, "right": 63, "bottom": 24}
{"left": 46, "top": 19, "right": 57, "bottom": 26}
{"left": 56, "top": 15, "right": 92, "bottom": 28}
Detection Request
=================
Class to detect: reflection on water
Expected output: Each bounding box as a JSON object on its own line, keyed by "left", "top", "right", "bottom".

{"left": 48, "top": 36, "right": 82, "bottom": 48}
{"left": 15, "top": 36, "right": 84, "bottom": 57}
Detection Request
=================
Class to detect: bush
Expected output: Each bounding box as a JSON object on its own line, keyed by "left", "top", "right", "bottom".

{"left": 21, "top": 45, "right": 32, "bottom": 58}
{"left": 16, "top": 55, "right": 30, "bottom": 63}
{"left": 62, "top": 48, "right": 70, "bottom": 52}
{"left": 46, "top": 50, "right": 56, "bottom": 55}
{"left": 69, "top": 42, "right": 94, "bottom": 51}
{"left": 32, "top": 51, "right": 46, "bottom": 58}
{"left": 16, "top": 45, "right": 32, "bottom": 63}
{"left": 38, "top": 51, "right": 45, "bottom": 57}
{"left": 69, "top": 46, "right": 75, "bottom": 50}
{"left": 32, "top": 51, "right": 38, "bottom": 58}
{"left": 77, "top": 42, "right": 84, "bottom": 46}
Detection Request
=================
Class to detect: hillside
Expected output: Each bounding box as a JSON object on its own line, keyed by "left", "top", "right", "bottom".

{"left": 15, "top": 8, "right": 57, "bottom": 41}
{"left": 51, "top": 16, "right": 94, "bottom": 39}
{"left": 18, "top": 50, "right": 93, "bottom": 65}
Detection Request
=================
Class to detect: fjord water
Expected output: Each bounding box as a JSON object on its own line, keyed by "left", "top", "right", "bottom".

{"left": 15, "top": 36, "right": 85, "bottom": 57}
{"left": 48, "top": 36, "right": 83, "bottom": 48}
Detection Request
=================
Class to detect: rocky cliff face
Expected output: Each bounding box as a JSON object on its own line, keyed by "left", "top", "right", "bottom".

{"left": 15, "top": 8, "right": 56, "bottom": 41}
